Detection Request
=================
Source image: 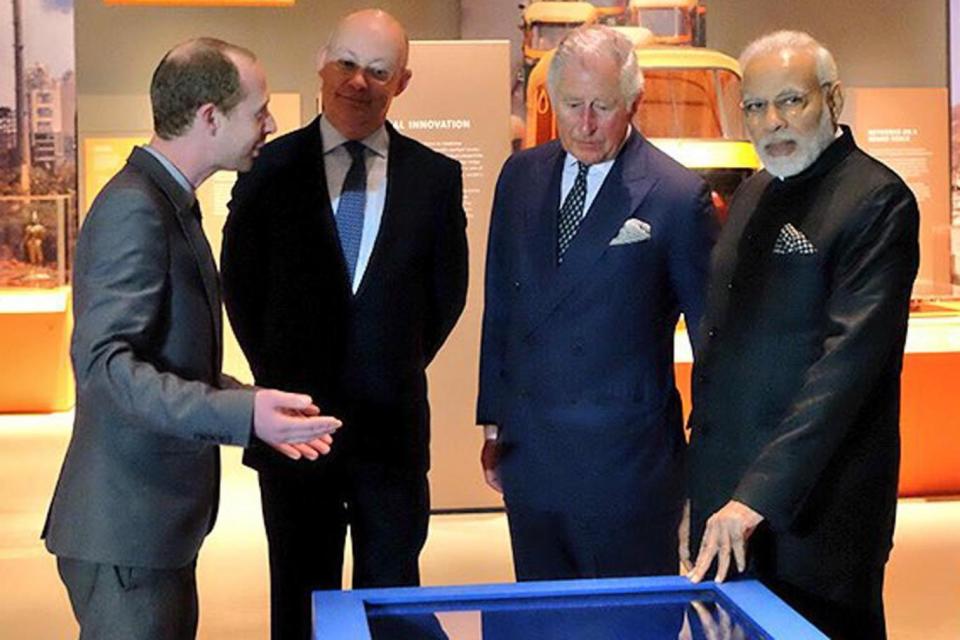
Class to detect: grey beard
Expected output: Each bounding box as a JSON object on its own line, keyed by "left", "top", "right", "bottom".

{"left": 757, "top": 110, "right": 837, "bottom": 179}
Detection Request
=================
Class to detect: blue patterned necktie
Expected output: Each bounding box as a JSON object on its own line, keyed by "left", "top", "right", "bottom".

{"left": 335, "top": 140, "right": 367, "bottom": 286}
{"left": 557, "top": 160, "right": 589, "bottom": 263}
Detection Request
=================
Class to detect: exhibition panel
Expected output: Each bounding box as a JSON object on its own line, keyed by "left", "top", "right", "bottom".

{"left": 672, "top": 315, "right": 960, "bottom": 497}
{"left": 1, "top": 0, "right": 956, "bottom": 505}
{"left": 0, "top": 287, "right": 73, "bottom": 412}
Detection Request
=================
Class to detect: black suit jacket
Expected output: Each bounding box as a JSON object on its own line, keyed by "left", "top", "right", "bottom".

{"left": 688, "top": 127, "right": 919, "bottom": 604}
{"left": 221, "top": 118, "right": 468, "bottom": 473}
{"left": 44, "top": 148, "right": 253, "bottom": 569}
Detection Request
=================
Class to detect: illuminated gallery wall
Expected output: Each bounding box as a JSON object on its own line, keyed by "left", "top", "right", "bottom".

{"left": 21, "top": 0, "right": 960, "bottom": 504}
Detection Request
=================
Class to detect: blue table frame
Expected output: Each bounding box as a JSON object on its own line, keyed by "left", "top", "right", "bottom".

{"left": 312, "top": 576, "right": 827, "bottom": 639}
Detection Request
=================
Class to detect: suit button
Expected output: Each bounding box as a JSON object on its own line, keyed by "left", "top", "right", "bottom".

{"left": 726, "top": 282, "right": 735, "bottom": 291}
{"left": 513, "top": 281, "right": 521, "bottom": 290}
{"left": 708, "top": 327, "right": 718, "bottom": 338}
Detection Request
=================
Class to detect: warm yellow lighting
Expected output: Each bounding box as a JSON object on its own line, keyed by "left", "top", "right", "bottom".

{"left": 104, "top": 0, "right": 294, "bottom": 7}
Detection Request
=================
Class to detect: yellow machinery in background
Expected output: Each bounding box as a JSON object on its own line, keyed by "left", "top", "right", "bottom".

{"left": 582, "top": 0, "right": 629, "bottom": 23}
{"left": 628, "top": 0, "right": 705, "bottom": 46}
{"left": 522, "top": 2, "right": 598, "bottom": 81}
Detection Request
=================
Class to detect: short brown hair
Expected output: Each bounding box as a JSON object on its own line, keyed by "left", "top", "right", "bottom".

{"left": 150, "top": 38, "right": 256, "bottom": 140}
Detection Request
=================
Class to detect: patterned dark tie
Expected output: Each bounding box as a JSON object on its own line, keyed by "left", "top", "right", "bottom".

{"left": 335, "top": 140, "right": 367, "bottom": 285}
{"left": 557, "top": 161, "right": 589, "bottom": 263}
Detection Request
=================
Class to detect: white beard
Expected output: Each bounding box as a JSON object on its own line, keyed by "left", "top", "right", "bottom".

{"left": 756, "top": 108, "right": 837, "bottom": 179}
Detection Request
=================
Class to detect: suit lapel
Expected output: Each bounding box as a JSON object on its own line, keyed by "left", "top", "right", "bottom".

{"left": 354, "top": 123, "right": 404, "bottom": 300}
{"left": 306, "top": 119, "right": 354, "bottom": 296}
{"left": 128, "top": 148, "right": 224, "bottom": 368}
{"left": 524, "top": 143, "right": 565, "bottom": 294}
{"left": 176, "top": 203, "right": 224, "bottom": 367}
{"left": 522, "top": 132, "right": 656, "bottom": 338}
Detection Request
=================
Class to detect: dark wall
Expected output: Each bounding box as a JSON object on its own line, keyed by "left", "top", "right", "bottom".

{"left": 461, "top": 0, "right": 947, "bottom": 88}
{"left": 705, "top": 0, "right": 947, "bottom": 87}
{"left": 75, "top": 0, "right": 461, "bottom": 125}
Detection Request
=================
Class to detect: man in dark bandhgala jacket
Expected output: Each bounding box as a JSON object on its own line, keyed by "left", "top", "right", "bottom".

{"left": 685, "top": 30, "right": 919, "bottom": 640}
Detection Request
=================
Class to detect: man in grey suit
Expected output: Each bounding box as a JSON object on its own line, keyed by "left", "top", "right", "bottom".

{"left": 43, "top": 38, "right": 341, "bottom": 639}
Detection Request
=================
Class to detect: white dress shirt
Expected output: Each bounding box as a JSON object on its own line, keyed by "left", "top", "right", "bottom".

{"left": 320, "top": 116, "right": 389, "bottom": 293}
{"left": 559, "top": 153, "right": 616, "bottom": 218}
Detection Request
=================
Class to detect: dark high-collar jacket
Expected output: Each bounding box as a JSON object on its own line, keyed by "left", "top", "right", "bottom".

{"left": 688, "top": 126, "right": 919, "bottom": 604}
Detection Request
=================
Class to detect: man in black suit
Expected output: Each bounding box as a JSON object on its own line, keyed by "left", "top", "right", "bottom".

{"left": 684, "top": 31, "right": 919, "bottom": 639}
{"left": 43, "top": 38, "right": 341, "bottom": 639}
{"left": 221, "top": 9, "right": 468, "bottom": 640}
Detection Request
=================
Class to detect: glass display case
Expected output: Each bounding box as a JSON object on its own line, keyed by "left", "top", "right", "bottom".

{"left": 313, "top": 576, "right": 827, "bottom": 639}
{"left": 0, "top": 194, "right": 74, "bottom": 288}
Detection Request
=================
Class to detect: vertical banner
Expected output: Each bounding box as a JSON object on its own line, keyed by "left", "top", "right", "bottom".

{"left": 0, "top": 0, "right": 76, "bottom": 288}
{"left": 388, "top": 40, "right": 512, "bottom": 509}
{"left": 843, "top": 88, "right": 952, "bottom": 296}
{"left": 951, "top": 0, "right": 960, "bottom": 286}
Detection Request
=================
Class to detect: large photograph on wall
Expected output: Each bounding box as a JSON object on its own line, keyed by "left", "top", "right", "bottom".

{"left": 952, "top": 0, "right": 960, "bottom": 285}
{"left": 0, "top": 0, "right": 76, "bottom": 288}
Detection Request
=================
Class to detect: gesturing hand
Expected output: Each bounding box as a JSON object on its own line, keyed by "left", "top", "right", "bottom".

{"left": 269, "top": 434, "right": 335, "bottom": 461}
{"left": 480, "top": 439, "right": 503, "bottom": 493}
{"left": 253, "top": 389, "right": 342, "bottom": 452}
{"left": 678, "top": 499, "right": 692, "bottom": 574}
{"left": 687, "top": 500, "right": 763, "bottom": 583}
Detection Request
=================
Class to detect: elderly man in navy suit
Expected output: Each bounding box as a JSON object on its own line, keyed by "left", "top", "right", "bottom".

{"left": 477, "top": 24, "right": 716, "bottom": 581}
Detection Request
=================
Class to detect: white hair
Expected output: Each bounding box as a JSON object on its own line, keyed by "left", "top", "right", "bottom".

{"left": 547, "top": 25, "right": 644, "bottom": 106}
{"left": 739, "top": 30, "right": 838, "bottom": 84}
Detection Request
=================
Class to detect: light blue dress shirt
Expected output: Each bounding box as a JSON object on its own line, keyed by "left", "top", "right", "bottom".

{"left": 142, "top": 145, "right": 195, "bottom": 201}
{"left": 320, "top": 117, "right": 389, "bottom": 293}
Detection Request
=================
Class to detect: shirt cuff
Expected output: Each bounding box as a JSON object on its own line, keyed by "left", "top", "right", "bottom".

{"left": 482, "top": 424, "right": 499, "bottom": 441}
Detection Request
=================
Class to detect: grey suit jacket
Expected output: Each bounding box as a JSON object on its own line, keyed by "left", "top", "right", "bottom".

{"left": 43, "top": 148, "right": 254, "bottom": 569}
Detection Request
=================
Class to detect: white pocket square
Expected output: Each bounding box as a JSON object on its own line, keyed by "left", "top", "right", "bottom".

{"left": 609, "top": 218, "right": 651, "bottom": 246}
{"left": 773, "top": 223, "right": 817, "bottom": 255}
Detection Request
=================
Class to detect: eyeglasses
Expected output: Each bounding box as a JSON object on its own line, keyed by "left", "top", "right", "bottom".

{"left": 740, "top": 82, "right": 836, "bottom": 121}
{"left": 331, "top": 58, "right": 394, "bottom": 84}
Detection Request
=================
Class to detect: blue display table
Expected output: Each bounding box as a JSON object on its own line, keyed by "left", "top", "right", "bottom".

{"left": 312, "top": 575, "right": 827, "bottom": 639}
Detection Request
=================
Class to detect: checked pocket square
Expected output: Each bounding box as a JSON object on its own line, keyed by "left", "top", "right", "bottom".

{"left": 609, "top": 218, "right": 652, "bottom": 246}
{"left": 773, "top": 223, "right": 817, "bottom": 255}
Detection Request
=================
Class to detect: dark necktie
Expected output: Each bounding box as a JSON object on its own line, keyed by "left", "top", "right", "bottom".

{"left": 557, "top": 161, "right": 589, "bottom": 263}
{"left": 335, "top": 140, "right": 367, "bottom": 285}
